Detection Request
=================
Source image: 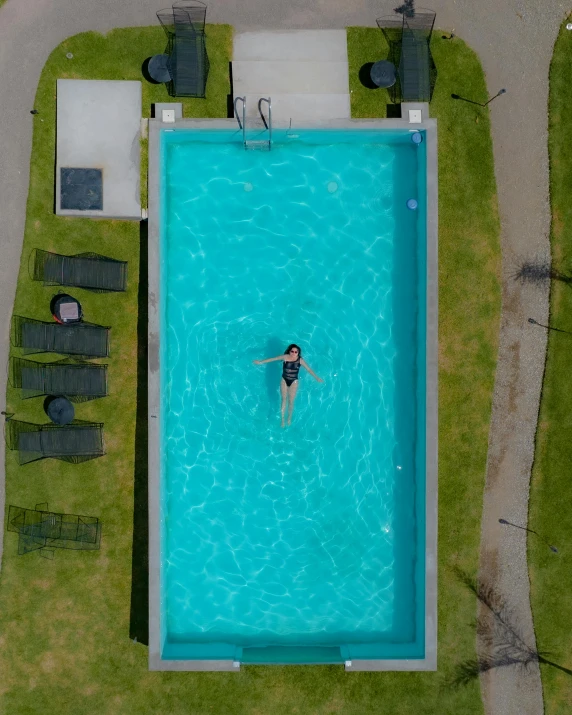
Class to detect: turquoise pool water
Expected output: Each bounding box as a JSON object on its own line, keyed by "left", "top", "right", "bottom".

{"left": 159, "top": 129, "right": 426, "bottom": 663}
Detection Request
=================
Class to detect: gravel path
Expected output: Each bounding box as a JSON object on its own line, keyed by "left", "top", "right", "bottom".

{"left": 0, "top": 1, "right": 567, "bottom": 712}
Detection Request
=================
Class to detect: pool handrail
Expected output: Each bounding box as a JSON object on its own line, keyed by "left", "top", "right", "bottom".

{"left": 234, "top": 96, "right": 246, "bottom": 146}
{"left": 258, "top": 96, "right": 272, "bottom": 149}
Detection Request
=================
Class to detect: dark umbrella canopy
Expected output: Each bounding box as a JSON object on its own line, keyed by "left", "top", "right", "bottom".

{"left": 45, "top": 396, "right": 75, "bottom": 425}
{"left": 370, "top": 60, "right": 396, "bottom": 88}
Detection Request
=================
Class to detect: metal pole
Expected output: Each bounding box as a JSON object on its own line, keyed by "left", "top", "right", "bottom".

{"left": 483, "top": 88, "right": 506, "bottom": 106}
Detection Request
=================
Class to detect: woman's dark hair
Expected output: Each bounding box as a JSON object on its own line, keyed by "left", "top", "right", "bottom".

{"left": 285, "top": 343, "right": 302, "bottom": 358}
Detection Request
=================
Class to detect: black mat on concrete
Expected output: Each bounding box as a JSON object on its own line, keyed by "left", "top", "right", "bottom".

{"left": 60, "top": 168, "right": 103, "bottom": 211}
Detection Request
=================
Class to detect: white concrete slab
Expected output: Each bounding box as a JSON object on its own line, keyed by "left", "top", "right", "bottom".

{"left": 233, "top": 60, "right": 349, "bottom": 94}
{"left": 56, "top": 79, "right": 141, "bottom": 220}
{"left": 233, "top": 30, "right": 348, "bottom": 62}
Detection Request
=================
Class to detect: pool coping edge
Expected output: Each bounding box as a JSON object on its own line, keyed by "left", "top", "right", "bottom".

{"left": 147, "top": 117, "right": 438, "bottom": 672}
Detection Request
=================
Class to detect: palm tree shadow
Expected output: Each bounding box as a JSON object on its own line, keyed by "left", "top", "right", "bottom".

{"left": 446, "top": 567, "right": 572, "bottom": 689}
{"left": 513, "top": 257, "right": 572, "bottom": 287}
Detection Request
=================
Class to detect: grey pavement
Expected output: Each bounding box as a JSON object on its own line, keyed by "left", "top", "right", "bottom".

{"left": 232, "top": 30, "right": 350, "bottom": 120}
{"left": 0, "top": 0, "right": 568, "bottom": 711}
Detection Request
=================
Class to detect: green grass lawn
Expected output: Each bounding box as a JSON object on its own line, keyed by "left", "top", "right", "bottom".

{"left": 0, "top": 26, "right": 500, "bottom": 715}
{"left": 529, "top": 15, "right": 572, "bottom": 714}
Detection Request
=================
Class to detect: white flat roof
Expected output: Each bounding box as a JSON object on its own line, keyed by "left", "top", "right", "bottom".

{"left": 56, "top": 79, "right": 141, "bottom": 219}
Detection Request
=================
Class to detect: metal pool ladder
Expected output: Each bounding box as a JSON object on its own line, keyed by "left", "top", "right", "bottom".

{"left": 234, "top": 96, "right": 246, "bottom": 144}
{"left": 233, "top": 96, "right": 272, "bottom": 151}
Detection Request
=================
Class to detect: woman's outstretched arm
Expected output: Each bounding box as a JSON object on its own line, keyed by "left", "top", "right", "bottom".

{"left": 253, "top": 355, "right": 285, "bottom": 365}
{"left": 300, "top": 358, "right": 323, "bottom": 382}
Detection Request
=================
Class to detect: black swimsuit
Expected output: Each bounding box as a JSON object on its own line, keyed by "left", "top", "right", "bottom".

{"left": 282, "top": 357, "right": 301, "bottom": 387}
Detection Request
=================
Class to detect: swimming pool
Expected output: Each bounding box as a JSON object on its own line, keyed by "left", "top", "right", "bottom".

{"left": 149, "top": 124, "right": 437, "bottom": 669}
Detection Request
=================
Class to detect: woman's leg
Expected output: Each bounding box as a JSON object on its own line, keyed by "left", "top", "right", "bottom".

{"left": 280, "top": 378, "right": 288, "bottom": 427}
{"left": 287, "top": 380, "right": 299, "bottom": 425}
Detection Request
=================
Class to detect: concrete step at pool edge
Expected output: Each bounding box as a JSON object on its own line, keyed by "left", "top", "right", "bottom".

{"left": 232, "top": 60, "right": 350, "bottom": 95}
{"left": 233, "top": 30, "right": 349, "bottom": 62}
{"left": 236, "top": 93, "right": 351, "bottom": 122}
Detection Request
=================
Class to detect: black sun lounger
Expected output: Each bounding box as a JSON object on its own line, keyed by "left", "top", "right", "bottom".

{"left": 9, "top": 358, "right": 108, "bottom": 400}
{"left": 33, "top": 249, "right": 127, "bottom": 292}
{"left": 5, "top": 420, "right": 105, "bottom": 465}
{"left": 12, "top": 316, "right": 110, "bottom": 358}
{"left": 7, "top": 505, "right": 102, "bottom": 555}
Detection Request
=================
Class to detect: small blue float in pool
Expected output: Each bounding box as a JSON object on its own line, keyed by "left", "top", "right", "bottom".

{"left": 411, "top": 131, "right": 423, "bottom": 145}
{"left": 407, "top": 198, "right": 418, "bottom": 210}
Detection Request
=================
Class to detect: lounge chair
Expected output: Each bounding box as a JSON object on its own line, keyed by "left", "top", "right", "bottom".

{"left": 33, "top": 249, "right": 127, "bottom": 292}
{"left": 9, "top": 357, "right": 108, "bottom": 401}
{"left": 376, "top": 8, "right": 437, "bottom": 103}
{"left": 5, "top": 419, "right": 105, "bottom": 465}
{"left": 7, "top": 504, "right": 101, "bottom": 555}
{"left": 157, "top": 1, "right": 210, "bottom": 98}
{"left": 12, "top": 316, "right": 110, "bottom": 358}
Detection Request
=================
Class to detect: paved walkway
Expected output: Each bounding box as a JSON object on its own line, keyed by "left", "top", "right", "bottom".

{"left": 0, "top": 0, "right": 568, "bottom": 712}
{"left": 233, "top": 30, "right": 350, "bottom": 121}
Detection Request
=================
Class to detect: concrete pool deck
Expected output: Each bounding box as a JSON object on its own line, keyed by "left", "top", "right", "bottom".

{"left": 232, "top": 30, "right": 350, "bottom": 122}
{"left": 0, "top": 0, "right": 565, "bottom": 709}
{"left": 147, "top": 115, "right": 438, "bottom": 671}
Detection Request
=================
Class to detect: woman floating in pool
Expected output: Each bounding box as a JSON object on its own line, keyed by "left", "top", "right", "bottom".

{"left": 253, "top": 344, "right": 323, "bottom": 427}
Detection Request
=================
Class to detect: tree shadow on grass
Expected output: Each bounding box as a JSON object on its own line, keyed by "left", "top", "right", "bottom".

{"left": 513, "top": 257, "right": 572, "bottom": 287}
{"left": 129, "top": 220, "right": 149, "bottom": 645}
{"left": 446, "top": 567, "right": 572, "bottom": 688}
